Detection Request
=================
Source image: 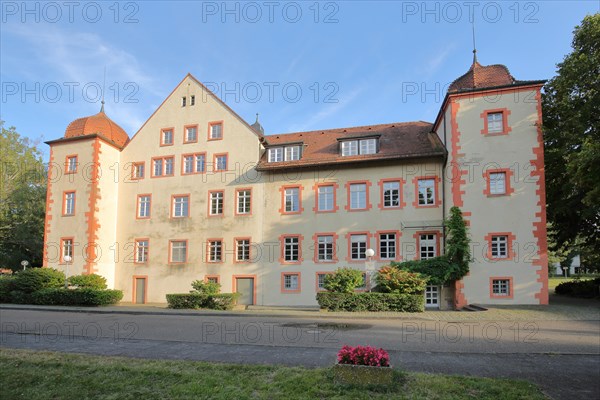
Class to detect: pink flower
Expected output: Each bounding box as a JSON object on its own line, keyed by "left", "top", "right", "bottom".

{"left": 337, "top": 345, "right": 390, "bottom": 367}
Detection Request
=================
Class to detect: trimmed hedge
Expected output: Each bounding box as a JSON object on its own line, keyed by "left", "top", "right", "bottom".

{"left": 30, "top": 288, "right": 123, "bottom": 306}
{"left": 68, "top": 274, "right": 107, "bottom": 289}
{"left": 166, "top": 293, "right": 239, "bottom": 310}
{"left": 316, "top": 292, "right": 424, "bottom": 312}
{"left": 0, "top": 276, "right": 16, "bottom": 302}
{"left": 555, "top": 278, "right": 600, "bottom": 298}
{"left": 12, "top": 268, "right": 65, "bottom": 293}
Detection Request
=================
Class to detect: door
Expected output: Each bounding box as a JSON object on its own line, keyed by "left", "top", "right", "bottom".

{"left": 135, "top": 278, "right": 146, "bottom": 304}
{"left": 425, "top": 285, "right": 439, "bottom": 309}
{"left": 236, "top": 278, "right": 254, "bottom": 305}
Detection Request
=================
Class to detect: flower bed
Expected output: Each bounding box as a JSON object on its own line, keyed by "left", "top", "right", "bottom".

{"left": 334, "top": 345, "right": 394, "bottom": 386}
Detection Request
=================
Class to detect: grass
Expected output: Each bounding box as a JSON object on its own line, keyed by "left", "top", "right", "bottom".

{"left": 0, "top": 348, "right": 547, "bottom": 399}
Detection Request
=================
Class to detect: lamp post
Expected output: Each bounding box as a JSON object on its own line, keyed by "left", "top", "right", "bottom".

{"left": 365, "top": 248, "right": 375, "bottom": 291}
{"left": 20, "top": 260, "right": 29, "bottom": 271}
{"left": 63, "top": 255, "right": 72, "bottom": 288}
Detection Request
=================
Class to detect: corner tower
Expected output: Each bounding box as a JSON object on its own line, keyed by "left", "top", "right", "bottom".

{"left": 43, "top": 106, "right": 128, "bottom": 288}
{"left": 434, "top": 59, "right": 548, "bottom": 306}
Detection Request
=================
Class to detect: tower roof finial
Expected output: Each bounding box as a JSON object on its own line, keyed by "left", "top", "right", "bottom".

{"left": 100, "top": 66, "right": 106, "bottom": 113}
{"left": 472, "top": 19, "right": 478, "bottom": 64}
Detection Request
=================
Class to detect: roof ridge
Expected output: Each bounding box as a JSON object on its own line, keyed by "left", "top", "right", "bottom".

{"left": 266, "top": 121, "right": 432, "bottom": 138}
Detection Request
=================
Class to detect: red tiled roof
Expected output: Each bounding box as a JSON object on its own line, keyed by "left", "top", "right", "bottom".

{"left": 64, "top": 110, "right": 129, "bottom": 148}
{"left": 448, "top": 61, "right": 516, "bottom": 92}
{"left": 257, "top": 121, "right": 445, "bottom": 170}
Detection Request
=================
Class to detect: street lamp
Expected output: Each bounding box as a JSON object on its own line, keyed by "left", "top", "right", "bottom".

{"left": 20, "top": 260, "right": 29, "bottom": 271}
{"left": 63, "top": 255, "right": 72, "bottom": 288}
{"left": 365, "top": 248, "right": 375, "bottom": 291}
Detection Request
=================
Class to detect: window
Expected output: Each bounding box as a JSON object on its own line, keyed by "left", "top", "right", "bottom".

{"left": 489, "top": 172, "right": 506, "bottom": 195}
{"left": 61, "top": 238, "right": 73, "bottom": 262}
{"left": 182, "top": 153, "right": 205, "bottom": 175}
{"left": 481, "top": 109, "right": 512, "bottom": 135}
{"left": 161, "top": 128, "right": 174, "bottom": 146}
{"left": 152, "top": 157, "right": 175, "bottom": 177}
{"left": 491, "top": 279, "right": 511, "bottom": 297}
{"left": 282, "top": 273, "right": 300, "bottom": 292}
{"left": 209, "top": 122, "right": 223, "bottom": 140}
{"left": 283, "top": 236, "right": 300, "bottom": 262}
{"left": 190, "top": 95, "right": 195, "bottom": 106}
{"left": 135, "top": 239, "right": 149, "bottom": 263}
{"left": 285, "top": 146, "right": 301, "bottom": 161}
{"left": 379, "top": 233, "right": 396, "bottom": 260}
{"left": 137, "top": 195, "right": 151, "bottom": 218}
{"left": 382, "top": 181, "right": 400, "bottom": 208}
{"left": 487, "top": 112, "right": 503, "bottom": 133}
{"left": 236, "top": 189, "right": 251, "bottom": 215}
{"left": 206, "top": 276, "right": 219, "bottom": 284}
{"left": 317, "top": 273, "right": 330, "bottom": 291}
{"left": 170, "top": 240, "right": 187, "bottom": 263}
{"left": 236, "top": 238, "right": 250, "bottom": 262}
{"left": 340, "top": 138, "right": 377, "bottom": 156}
{"left": 419, "top": 234, "right": 437, "bottom": 260}
{"left": 208, "top": 240, "right": 223, "bottom": 262}
{"left": 63, "top": 191, "right": 75, "bottom": 215}
{"left": 283, "top": 187, "right": 300, "bottom": 213}
{"left": 132, "top": 162, "right": 145, "bottom": 179}
{"left": 268, "top": 146, "right": 301, "bottom": 162}
{"left": 349, "top": 183, "right": 367, "bottom": 210}
{"left": 268, "top": 148, "right": 283, "bottom": 162}
{"left": 418, "top": 178, "right": 436, "bottom": 206}
{"left": 491, "top": 235, "right": 508, "bottom": 258}
{"left": 214, "top": 154, "right": 228, "bottom": 171}
{"left": 172, "top": 195, "right": 190, "bottom": 218}
{"left": 317, "top": 185, "right": 335, "bottom": 212}
{"left": 350, "top": 234, "right": 367, "bottom": 260}
{"left": 184, "top": 125, "right": 198, "bottom": 143}
{"left": 317, "top": 235, "right": 334, "bottom": 262}
{"left": 209, "top": 191, "right": 224, "bottom": 216}
{"left": 66, "top": 156, "right": 77, "bottom": 173}
{"left": 181, "top": 96, "right": 186, "bottom": 107}
{"left": 425, "top": 285, "right": 439, "bottom": 308}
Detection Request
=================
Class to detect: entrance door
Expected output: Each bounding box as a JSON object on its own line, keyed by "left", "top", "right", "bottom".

{"left": 236, "top": 278, "right": 254, "bottom": 305}
{"left": 135, "top": 277, "right": 146, "bottom": 304}
{"left": 425, "top": 285, "right": 439, "bottom": 308}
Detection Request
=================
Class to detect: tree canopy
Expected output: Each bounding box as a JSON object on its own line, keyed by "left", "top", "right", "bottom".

{"left": 0, "top": 122, "right": 47, "bottom": 270}
{"left": 542, "top": 14, "right": 600, "bottom": 269}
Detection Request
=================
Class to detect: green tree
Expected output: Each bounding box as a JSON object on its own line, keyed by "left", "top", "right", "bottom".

{"left": 324, "top": 267, "right": 364, "bottom": 293}
{"left": 542, "top": 14, "right": 600, "bottom": 269}
{"left": 0, "top": 121, "right": 47, "bottom": 270}
{"left": 445, "top": 206, "right": 470, "bottom": 280}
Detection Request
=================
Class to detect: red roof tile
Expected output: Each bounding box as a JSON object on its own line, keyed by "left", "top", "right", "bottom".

{"left": 64, "top": 111, "right": 129, "bottom": 148}
{"left": 257, "top": 121, "right": 445, "bottom": 170}
{"left": 448, "top": 61, "right": 516, "bottom": 92}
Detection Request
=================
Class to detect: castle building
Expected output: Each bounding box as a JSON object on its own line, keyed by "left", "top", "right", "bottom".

{"left": 43, "top": 58, "right": 548, "bottom": 308}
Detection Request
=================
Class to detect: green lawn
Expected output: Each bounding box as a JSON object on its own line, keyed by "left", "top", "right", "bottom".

{"left": 0, "top": 348, "right": 547, "bottom": 399}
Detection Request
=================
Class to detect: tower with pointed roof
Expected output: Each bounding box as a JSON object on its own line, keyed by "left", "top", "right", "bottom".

{"left": 433, "top": 56, "right": 548, "bottom": 306}
{"left": 44, "top": 105, "right": 129, "bottom": 288}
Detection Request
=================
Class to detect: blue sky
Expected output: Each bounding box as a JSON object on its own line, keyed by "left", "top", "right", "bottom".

{"left": 1, "top": 1, "right": 599, "bottom": 160}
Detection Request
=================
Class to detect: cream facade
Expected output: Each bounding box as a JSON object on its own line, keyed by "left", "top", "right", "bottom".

{"left": 44, "top": 61, "right": 549, "bottom": 308}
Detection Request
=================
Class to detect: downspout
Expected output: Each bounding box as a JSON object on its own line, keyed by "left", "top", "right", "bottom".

{"left": 441, "top": 112, "right": 448, "bottom": 251}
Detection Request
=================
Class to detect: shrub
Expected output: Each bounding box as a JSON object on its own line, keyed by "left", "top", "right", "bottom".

{"left": 31, "top": 288, "right": 123, "bottom": 306}
{"left": 191, "top": 280, "right": 220, "bottom": 295}
{"left": 555, "top": 278, "right": 600, "bottom": 298}
{"left": 337, "top": 345, "right": 390, "bottom": 367}
{"left": 324, "top": 267, "right": 364, "bottom": 293}
{"left": 12, "top": 268, "right": 65, "bottom": 294}
{"left": 375, "top": 267, "right": 427, "bottom": 294}
{"left": 68, "top": 274, "right": 107, "bottom": 289}
{"left": 0, "top": 276, "right": 16, "bottom": 302}
{"left": 316, "top": 292, "right": 424, "bottom": 312}
{"left": 9, "top": 290, "right": 31, "bottom": 304}
{"left": 166, "top": 293, "right": 239, "bottom": 310}
{"left": 390, "top": 257, "right": 455, "bottom": 286}
{"left": 166, "top": 293, "right": 208, "bottom": 309}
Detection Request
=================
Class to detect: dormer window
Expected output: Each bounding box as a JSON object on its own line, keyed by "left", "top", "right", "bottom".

{"left": 268, "top": 145, "right": 302, "bottom": 162}
{"left": 340, "top": 138, "right": 378, "bottom": 156}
